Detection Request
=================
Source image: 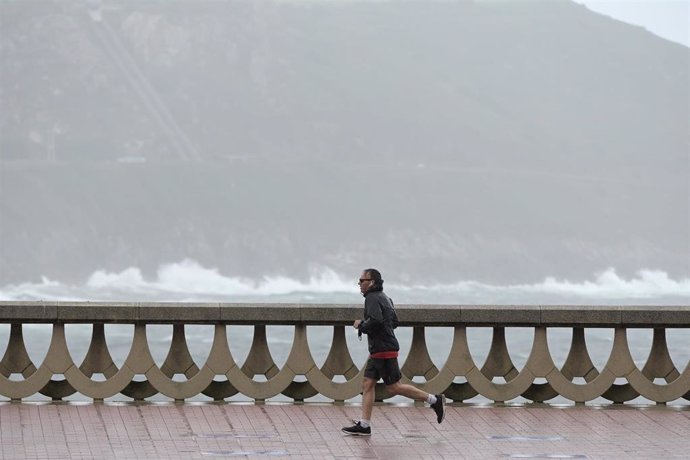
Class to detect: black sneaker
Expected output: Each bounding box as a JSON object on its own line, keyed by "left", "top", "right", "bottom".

{"left": 430, "top": 394, "right": 446, "bottom": 424}
{"left": 341, "top": 421, "right": 371, "bottom": 436}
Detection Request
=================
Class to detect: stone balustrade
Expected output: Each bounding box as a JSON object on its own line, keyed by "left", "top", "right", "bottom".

{"left": 1, "top": 302, "right": 688, "bottom": 404}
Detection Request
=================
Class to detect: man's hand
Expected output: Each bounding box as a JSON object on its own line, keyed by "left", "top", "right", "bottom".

{"left": 353, "top": 319, "right": 362, "bottom": 329}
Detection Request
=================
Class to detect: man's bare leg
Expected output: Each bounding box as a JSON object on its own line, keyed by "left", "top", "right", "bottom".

{"left": 361, "top": 377, "right": 376, "bottom": 421}
{"left": 385, "top": 381, "right": 429, "bottom": 401}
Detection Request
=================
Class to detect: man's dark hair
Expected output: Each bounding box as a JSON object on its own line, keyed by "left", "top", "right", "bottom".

{"left": 364, "top": 268, "right": 384, "bottom": 289}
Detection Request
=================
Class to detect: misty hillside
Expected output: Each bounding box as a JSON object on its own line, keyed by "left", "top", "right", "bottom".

{"left": 1, "top": 0, "right": 688, "bottom": 285}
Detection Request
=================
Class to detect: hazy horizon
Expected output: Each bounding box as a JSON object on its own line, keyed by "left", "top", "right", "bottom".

{"left": 1, "top": 0, "right": 688, "bottom": 298}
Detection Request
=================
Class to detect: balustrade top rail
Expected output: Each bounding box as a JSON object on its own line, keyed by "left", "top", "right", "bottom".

{"left": 1, "top": 301, "right": 689, "bottom": 327}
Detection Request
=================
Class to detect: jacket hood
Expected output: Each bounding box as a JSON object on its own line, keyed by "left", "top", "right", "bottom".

{"left": 363, "top": 284, "right": 384, "bottom": 295}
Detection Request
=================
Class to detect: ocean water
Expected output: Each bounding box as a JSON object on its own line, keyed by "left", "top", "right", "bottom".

{"left": 1, "top": 260, "right": 688, "bottom": 405}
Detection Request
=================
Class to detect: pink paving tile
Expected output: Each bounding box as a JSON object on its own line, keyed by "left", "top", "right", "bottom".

{"left": 0, "top": 402, "right": 689, "bottom": 459}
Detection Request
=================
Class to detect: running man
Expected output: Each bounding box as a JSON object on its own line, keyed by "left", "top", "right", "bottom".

{"left": 342, "top": 268, "right": 445, "bottom": 436}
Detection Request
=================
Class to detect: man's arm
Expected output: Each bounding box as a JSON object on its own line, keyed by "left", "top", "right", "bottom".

{"left": 358, "top": 296, "right": 383, "bottom": 334}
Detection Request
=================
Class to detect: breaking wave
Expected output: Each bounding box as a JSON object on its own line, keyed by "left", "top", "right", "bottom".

{"left": 0, "top": 259, "right": 688, "bottom": 304}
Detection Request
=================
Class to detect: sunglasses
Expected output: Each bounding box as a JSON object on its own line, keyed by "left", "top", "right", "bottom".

{"left": 358, "top": 278, "right": 373, "bottom": 284}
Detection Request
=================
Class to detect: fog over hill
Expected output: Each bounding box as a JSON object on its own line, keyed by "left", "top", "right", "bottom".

{"left": 0, "top": 0, "right": 688, "bottom": 286}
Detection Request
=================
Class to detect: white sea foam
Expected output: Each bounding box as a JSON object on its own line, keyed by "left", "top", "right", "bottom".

{"left": 413, "top": 268, "right": 690, "bottom": 299}
{"left": 0, "top": 260, "right": 688, "bottom": 304}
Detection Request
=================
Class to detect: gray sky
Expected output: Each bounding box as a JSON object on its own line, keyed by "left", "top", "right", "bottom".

{"left": 574, "top": 0, "right": 690, "bottom": 46}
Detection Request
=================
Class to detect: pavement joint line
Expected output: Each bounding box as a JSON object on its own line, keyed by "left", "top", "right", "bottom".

{"left": 2, "top": 399, "right": 688, "bottom": 410}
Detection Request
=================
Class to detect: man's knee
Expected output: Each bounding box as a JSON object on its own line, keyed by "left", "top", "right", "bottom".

{"left": 385, "top": 381, "right": 402, "bottom": 394}
{"left": 362, "top": 378, "right": 376, "bottom": 392}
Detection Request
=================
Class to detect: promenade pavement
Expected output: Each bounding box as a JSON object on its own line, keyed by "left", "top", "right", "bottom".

{"left": 1, "top": 401, "right": 688, "bottom": 459}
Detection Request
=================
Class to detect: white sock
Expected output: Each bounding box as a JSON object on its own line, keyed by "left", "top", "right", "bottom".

{"left": 359, "top": 419, "right": 370, "bottom": 428}
{"left": 426, "top": 394, "right": 437, "bottom": 405}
